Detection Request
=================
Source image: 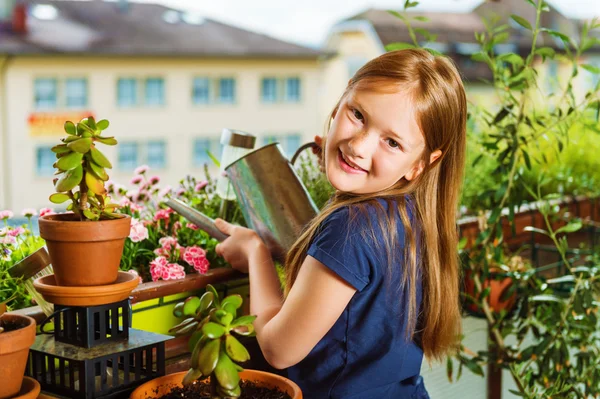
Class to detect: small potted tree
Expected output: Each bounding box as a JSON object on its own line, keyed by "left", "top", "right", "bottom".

{"left": 38, "top": 116, "right": 130, "bottom": 286}
{"left": 130, "top": 284, "right": 301, "bottom": 399}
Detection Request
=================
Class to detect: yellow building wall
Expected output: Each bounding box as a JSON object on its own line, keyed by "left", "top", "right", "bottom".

{"left": 2, "top": 56, "right": 322, "bottom": 210}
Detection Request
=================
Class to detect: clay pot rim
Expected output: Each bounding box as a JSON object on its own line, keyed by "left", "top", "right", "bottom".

{"left": 0, "top": 314, "right": 36, "bottom": 354}
{"left": 33, "top": 271, "right": 139, "bottom": 306}
{"left": 39, "top": 213, "right": 131, "bottom": 223}
{"left": 130, "top": 369, "right": 302, "bottom": 399}
{"left": 12, "top": 376, "right": 41, "bottom": 399}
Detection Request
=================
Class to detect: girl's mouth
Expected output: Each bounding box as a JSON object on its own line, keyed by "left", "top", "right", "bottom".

{"left": 338, "top": 150, "right": 367, "bottom": 174}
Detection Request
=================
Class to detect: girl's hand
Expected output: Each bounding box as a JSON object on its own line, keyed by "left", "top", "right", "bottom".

{"left": 214, "top": 219, "right": 264, "bottom": 273}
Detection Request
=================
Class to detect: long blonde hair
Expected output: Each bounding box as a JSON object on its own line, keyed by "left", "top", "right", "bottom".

{"left": 284, "top": 49, "right": 467, "bottom": 361}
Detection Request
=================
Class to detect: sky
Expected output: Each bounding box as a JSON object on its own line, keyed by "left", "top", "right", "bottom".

{"left": 125, "top": 0, "right": 600, "bottom": 48}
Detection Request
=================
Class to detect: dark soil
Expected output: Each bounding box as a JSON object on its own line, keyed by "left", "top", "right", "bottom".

{"left": 152, "top": 377, "right": 292, "bottom": 399}
{"left": 0, "top": 317, "right": 29, "bottom": 332}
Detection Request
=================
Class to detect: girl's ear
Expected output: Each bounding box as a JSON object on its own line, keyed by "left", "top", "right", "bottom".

{"left": 405, "top": 150, "right": 442, "bottom": 181}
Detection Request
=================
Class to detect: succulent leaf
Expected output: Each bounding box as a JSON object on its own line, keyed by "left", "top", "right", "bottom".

{"left": 63, "top": 135, "right": 80, "bottom": 143}
{"left": 206, "top": 284, "right": 220, "bottom": 307}
{"left": 90, "top": 146, "right": 112, "bottom": 168}
{"left": 49, "top": 193, "right": 70, "bottom": 204}
{"left": 225, "top": 334, "right": 250, "bottom": 363}
{"left": 230, "top": 315, "right": 257, "bottom": 329}
{"left": 88, "top": 162, "right": 109, "bottom": 181}
{"left": 232, "top": 324, "right": 255, "bottom": 336}
{"left": 86, "top": 116, "right": 97, "bottom": 130}
{"left": 202, "top": 322, "right": 226, "bottom": 339}
{"left": 182, "top": 368, "right": 203, "bottom": 386}
{"left": 95, "top": 136, "right": 118, "bottom": 146}
{"left": 83, "top": 209, "right": 98, "bottom": 220}
{"left": 198, "top": 339, "right": 220, "bottom": 376}
{"left": 197, "top": 291, "right": 214, "bottom": 316}
{"left": 55, "top": 164, "right": 83, "bottom": 192}
{"left": 96, "top": 119, "right": 109, "bottom": 130}
{"left": 214, "top": 350, "right": 241, "bottom": 390}
{"left": 51, "top": 144, "right": 71, "bottom": 154}
{"left": 222, "top": 294, "right": 243, "bottom": 310}
{"left": 188, "top": 330, "right": 204, "bottom": 353}
{"left": 173, "top": 302, "right": 184, "bottom": 318}
{"left": 183, "top": 296, "right": 202, "bottom": 317}
{"left": 67, "top": 137, "right": 93, "bottom": 154}
{"left": 56, "top": 151, "right": 83, "bottom": 171}
{"left": 85, "top": 171, "right": 107, "bottom": 195}
{"left": 216, "top": 384, "right": 241, "bottom": 398}
{"left": 64, "top": 121, "right": 76, "bottom": 135}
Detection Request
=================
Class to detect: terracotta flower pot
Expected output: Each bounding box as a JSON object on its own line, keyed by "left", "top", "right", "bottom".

{"left": 39, "top": 213, "right": 131, "bottom": 286}
{"left": 0, "top": 314, "right": 36, "bottom": 399}
{"left": 10, "top": 377, "right": 40, "bottom": 399}
{"left": 129, "top": 370, "right": 302, "bottom": 399}
{"left": 463, "top": 269, "right": 517, "bottom": 315}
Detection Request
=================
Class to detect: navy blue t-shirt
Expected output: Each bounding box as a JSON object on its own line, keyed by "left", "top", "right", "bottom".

{"left": 286, "top": 197, "right": 429, "bottom": 399}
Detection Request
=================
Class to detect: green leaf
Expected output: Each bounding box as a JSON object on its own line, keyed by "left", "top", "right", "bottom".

{"left": 542, "top": 28, "right": 571, "bottom": 45}
{"left": 510, "top": 15, "right": 532, "bottom": 31}
{"left": 197, "top": 291, "right": 214, "bottom": 315}
{"left": 89, "top": 146, "right": 113, "bottom": 169}
{"left": 581, "top": 64, "right": 600, "bottom": 74}
{"left": 202, "top": 322, "right": 226, "bottom": 339}
{"left": 225, "top": 334, "right": 250, "bottom": 362}
{"left": 232, "top": 324, "right": 255, "bottom": 336}
{"left": 464, "top": 359, "right": 484, "bottom": 376}
{"left": 183, "top": 296, "right": 201, "bottom": 317}
{"left": 56, "top": 151, "right": 84, "bottom": 171}
{"left": 55, "top": 164, "right": 83, "bottom": 192}
{"left": 198, "top": 339, "right": 220, "bottom": 376}
{"left": 555, "top": 221, "right": 582, "bottom": 234}
{"left": 535, "top": 46, "right": 555, "bottom": 61}
{"left": 385, "top": 42, "right": 416, "bottom": 52}
{"left": 67, "top": 137, "right": 93, "bottom": 154}
{"left": 182, "top": 367, "right": 203, "bottom": 386}
{"left": 413, "top": 16, "right": 429, "bottom": 22}
{"left": 207, "top": 151, "right": 220, "bottom": 168}
{"left": 529, "top": 295, "right": 565, "bottom": 305}
{"left": 523, "top": 226, "right": 549, "bottom": 236}
{"left": 83, "top": 209, "right": 98, "bottom": 220}
{"left": 51, "top": 144, "right": 71, "bottom": 155}
{"left": 49, "top": 193, "right": 70, "bottom": 204}
{"left": 546, "top": 275, "right": 575, "bottom": 285}
{"left": 95, "top": 136, "right": 118, "bottom": 146}
{"left": 96, "top": 119, "right": 109, "bottom": 130}
{"left": 231, "top": 315, "right": 257, "bottom": 329}
{"left": 88, "top": 162, "right": 109, "bottom": 181}
{"left": 446, "top": 357, "right": 453, "bottom": 382}
{"left": 221, "top": 294, "right": 243, "bottom": 310}
{"left": 214, "top": 351, "right": 241, "bottom": 390}
{"left": 86, "top": 116, "right": 97, "bottom": 130}
{"left": 64, "top": 121, "right": 77, "bottom": 135}
{"left": 206, "top": 284, "right": 221, "bottom": 307}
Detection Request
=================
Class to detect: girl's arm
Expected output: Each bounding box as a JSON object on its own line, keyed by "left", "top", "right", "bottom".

{"left": 215, "top": 219, "right": 357, "bottom": 369}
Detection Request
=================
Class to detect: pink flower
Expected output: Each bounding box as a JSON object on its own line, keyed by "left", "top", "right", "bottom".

{"left": 166, "top": 264, "right": 186, "bottom": 280}
{"left": 134, "top": 165, "right": 149, "bottom": 175}
{"left": 130, "top": 176, "right": 143, "bottom": 185}
{"left": 129, "top": 218, "right": 149, "bottom": 243}
{"left": 39, "top": 207, "right": 54, "bottom": 217}
{"left": 176, "top": 188, "right": 185, "bottom": 197}
{"left": 153, "top": 209, "right": 173, "bottom": 222}
{"left": 1, "top": 235, "right": 16, "bottom": 245}
{"left": 195, "top": 181, "right": 209, "bottom": 192}
{"left": 172, "top": 221, "right": 182, "bottom": 232}
{"left": 7, "top": 226, "right": 25, "bottom": 237}
{"left": 0, "top": 210, "right": 14, "bottom": 220}
{"left": 158, "top": 185, "right": 172, "bottom": 198}
{"left": 187, "top": 223, "right": 199, "bottom": 231}
{"left": 127, "top": 269, "right": 143, "bottom": 284}
{"left": 183, "top": 246, "right": 210, "bottom": 274}
{"left": 21, "top": 208, "right": 37, "bottom": 217}
{"left": 149, "top": 176, "right": 160, "bottom": 185}
{"left": 159, "top": 236, "right": 178, "bottom": 250}
{"left": 130, "top": 203, "right": 144, "bottom": 212}
{"left": 150, "top": 256, "right": 169, "bottom": 282}
{"left": 119, "top": 197, "right": 132, "bottom": 207}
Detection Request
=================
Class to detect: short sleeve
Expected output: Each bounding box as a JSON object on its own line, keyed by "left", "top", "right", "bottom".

{"left": 306, "top": 208, "right": 371, "bottom": 291}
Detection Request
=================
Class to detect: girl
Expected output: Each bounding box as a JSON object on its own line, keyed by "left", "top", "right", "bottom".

{"left": 214, "top": 48, "right": 467, "bottom": 398}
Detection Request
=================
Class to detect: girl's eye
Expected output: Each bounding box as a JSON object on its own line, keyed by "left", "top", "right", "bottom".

{"left": 352, "top": 108, "right": 364, "bottom": 121}
{"left": 387, "top": 138, "right": 400, "bottom": 149}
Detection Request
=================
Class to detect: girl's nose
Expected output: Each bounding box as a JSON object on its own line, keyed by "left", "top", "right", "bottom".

{"left": 348, "top": 130, "right": 378, "bottom": 159}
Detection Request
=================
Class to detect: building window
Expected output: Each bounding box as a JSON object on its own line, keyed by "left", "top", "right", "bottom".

{"left": 193, "top": 138, "right": 221, "bottom": 167}
{"left": 147, "top": 140, "right": 166, "bottom": 169}
{"left": 36, "top": 146, "right": 55, "bottom": 176}
{"left": 34, "top": 78, "right": 58, "bottom": 110}
{"left": 118, "top": 142, "right": 139, "bottom": 170}
{"left": 192, "top": 77, "right": 211, "bottom": 104}
{"left": 261, "top": 78, "right": 278, "bottom": 103}
{"left": 117, "top": 78, "right": 138, "bottom": 107}
{"left": 145, "top": 78, "right": 165, "bottom": 106}
{"left": 285, "top": 78, "right": 301, "bottom": 102}
{"left": 65, "top": 78, "right": 88, "bottom": 108}
{"left": 217, "top": 78, "right": 236, "bottom": 104}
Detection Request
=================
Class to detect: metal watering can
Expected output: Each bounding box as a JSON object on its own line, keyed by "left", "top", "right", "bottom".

{"left": 166, "top": 142, "right": 320, "bottom": 263}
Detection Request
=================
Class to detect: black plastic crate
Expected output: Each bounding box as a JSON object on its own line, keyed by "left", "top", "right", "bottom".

{"left": 27, "top": 329, "right": 170, "bottom": 399}
{"left": 44, "top": 299, "right": 130, "bottom": 349}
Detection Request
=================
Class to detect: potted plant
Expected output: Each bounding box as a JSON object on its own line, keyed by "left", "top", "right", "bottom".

{"left": 38, "top": 116, "right": 131, "bottom": 286}
{"left": 0, "top": 268, "right": 39, "bottom": 399}
{"left": 130, "top": 284, "right": 301, "bottom": 399}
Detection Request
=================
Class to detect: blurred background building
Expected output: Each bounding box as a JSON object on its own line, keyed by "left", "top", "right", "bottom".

{"left": 0, "top": 0, "right": 324, "bottom": 210}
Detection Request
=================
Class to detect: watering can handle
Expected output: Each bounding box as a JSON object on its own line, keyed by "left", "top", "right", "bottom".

{"left": 291, "top": 142, "right": 320, "bottom": 165}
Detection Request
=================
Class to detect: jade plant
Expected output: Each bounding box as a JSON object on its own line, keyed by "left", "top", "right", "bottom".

{"left": 170, "top": 284, "right": 256, "bottom": 398}
{"left": 49, "top": 116, "right": 120, "bottom": 221}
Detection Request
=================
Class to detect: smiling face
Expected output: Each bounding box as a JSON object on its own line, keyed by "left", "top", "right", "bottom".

{"left": 324, "top": 86, "right": 431, "bottom": 195}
